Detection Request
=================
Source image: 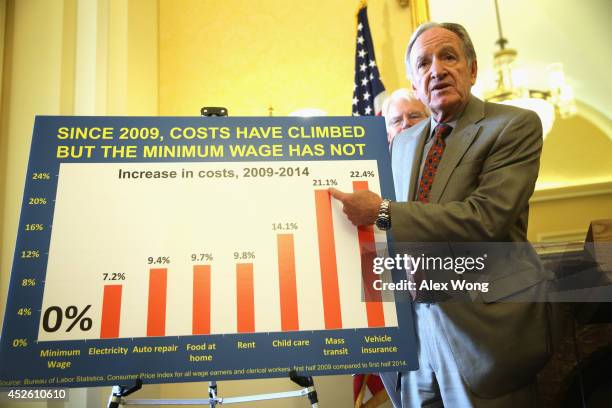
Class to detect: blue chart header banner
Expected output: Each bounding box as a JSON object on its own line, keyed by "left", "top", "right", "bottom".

{"left": 0, "top": 115, "right": 417, "bottom": 388}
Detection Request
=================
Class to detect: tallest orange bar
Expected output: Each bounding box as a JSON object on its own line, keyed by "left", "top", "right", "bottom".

{"left": 353, "top": 181, "right": 385, "bottom": 327}
{"left": 314, "top": 189, "right": 343, "bottom": 329}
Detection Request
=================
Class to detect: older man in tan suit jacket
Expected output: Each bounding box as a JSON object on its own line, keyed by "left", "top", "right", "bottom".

{"left": 331, "top": 22, "right": 553, "bottom": 407}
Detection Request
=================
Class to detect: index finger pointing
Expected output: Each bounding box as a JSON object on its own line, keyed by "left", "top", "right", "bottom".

{"left": 328, "top": 187, "right": 349, "bottom": 202}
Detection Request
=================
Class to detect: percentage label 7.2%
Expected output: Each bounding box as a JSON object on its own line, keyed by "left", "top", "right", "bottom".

{"left": 102, "top": 272, "right": 126, "bottom": 281}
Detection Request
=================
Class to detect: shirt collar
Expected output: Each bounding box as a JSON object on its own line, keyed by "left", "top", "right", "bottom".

{"left": 428, "top": 117, "right": 457, "bottom": 141}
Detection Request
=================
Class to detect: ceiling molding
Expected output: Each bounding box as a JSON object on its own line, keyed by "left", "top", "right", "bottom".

{"left": 531, "top": 180, "right": 612, "bottom": 203}
{"left": 575, "top": 100, "right": 612, "bottom": 142}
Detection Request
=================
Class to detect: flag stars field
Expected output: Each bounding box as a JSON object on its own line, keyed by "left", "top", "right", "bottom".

{"left": 352, "top": 5, "right": 385, "bottom": 116}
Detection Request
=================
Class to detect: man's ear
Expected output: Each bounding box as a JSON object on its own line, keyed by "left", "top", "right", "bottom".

{"left": 470, "top": 60, "right": 478, "bottom": 85}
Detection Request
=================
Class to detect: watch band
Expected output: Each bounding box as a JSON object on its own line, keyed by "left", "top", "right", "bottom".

{"left": 375, "top": 199, "right": 391, "bottom": 230}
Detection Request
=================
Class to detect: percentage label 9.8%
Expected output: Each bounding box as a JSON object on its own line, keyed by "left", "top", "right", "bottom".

{"left": 234, "top": 251, "right": 255, "bottom": 260}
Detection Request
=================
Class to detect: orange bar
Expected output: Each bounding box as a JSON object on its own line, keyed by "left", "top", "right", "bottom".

{"left": 193, "top": 265, "right": 211, "bottom": 335}
{"left": 147, "top": 268, "right": 167, "bottom": 336}
{"left": 236, "top": 263, "right": 255, "bottom": 333}
{"left": 100, "top": 285, "right": 122, "bottom": 338}
{"left": 314, "top": 189, "right": 342, "bottom": 329}
{"left": 353, "top": 181, "right": 385, "bottom": 327}
{"left": 277, "top": 234, "right": 299, "bottom": 331}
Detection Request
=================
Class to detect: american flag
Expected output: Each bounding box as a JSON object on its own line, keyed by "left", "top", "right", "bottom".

{"left": 352, "top": 4, "right": 386, "bottom": 116}
{"left": 354, "top": 373, "right": 388, "bottom": 407}
{"left": 351, "top": 6, "right": 390, "bottom": 408}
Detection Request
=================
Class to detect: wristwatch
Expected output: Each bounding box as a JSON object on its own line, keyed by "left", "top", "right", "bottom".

{"left": 375, "top": 199, "right": 392, "bottom": 230}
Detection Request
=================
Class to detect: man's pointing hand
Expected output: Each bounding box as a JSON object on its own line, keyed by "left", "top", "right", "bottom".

{"left": 329, "top": 187, "right": 382, "bottom": 226}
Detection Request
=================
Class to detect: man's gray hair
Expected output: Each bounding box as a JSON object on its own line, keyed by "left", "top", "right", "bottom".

{"left": 405, "top": 22, "right": 477, "bottom": 79}
{"left": 381, "top": 88, "right": 430, "bottom": 121}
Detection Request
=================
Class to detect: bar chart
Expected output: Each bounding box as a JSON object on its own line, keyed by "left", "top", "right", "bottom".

{"left": 38, "top": 161, "right": 396, "bottom": 341}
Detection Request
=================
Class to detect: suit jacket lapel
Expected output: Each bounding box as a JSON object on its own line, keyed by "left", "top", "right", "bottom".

{"left": 429, "top": 97, "right": 485, "bottom": 203}
{"left": 407, "top": 127, "right": 428, "bottom": 201}
{"left": 391, "top": 120, "right": 430, "bottom": 202}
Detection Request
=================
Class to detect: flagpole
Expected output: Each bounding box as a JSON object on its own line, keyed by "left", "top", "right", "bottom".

{"left": 355, "top": 0, "right": 367, "bottom": 27}
{"left": 354, "top": 373, "right": 370, "bottom": 408}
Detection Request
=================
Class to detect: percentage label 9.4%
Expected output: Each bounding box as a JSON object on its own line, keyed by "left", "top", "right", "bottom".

{"left": 148, "top": 256, "right": 170, "bottom": 265}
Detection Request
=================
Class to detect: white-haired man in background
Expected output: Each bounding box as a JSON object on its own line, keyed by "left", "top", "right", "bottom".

{"left": 381, "top": 88, "right": 429, "bottom": 144}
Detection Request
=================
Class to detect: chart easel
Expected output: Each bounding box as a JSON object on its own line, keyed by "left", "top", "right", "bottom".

{"left": 107, "top": 370, "right": 319, "bottom": 407}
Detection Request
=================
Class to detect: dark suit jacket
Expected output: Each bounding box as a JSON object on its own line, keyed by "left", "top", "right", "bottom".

{"left": 389, "top": 96, "right": 553, "bottom": 397}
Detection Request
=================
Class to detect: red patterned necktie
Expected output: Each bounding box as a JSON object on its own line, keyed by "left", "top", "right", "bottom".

{"left": 417, "top": 124, "right": 452, "bottom": 203}
{"left": 411, "top": 123, "right": 451, "bottom": 301}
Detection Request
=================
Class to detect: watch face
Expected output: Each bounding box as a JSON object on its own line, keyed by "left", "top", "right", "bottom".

{"left": 376, "top": 217, "right": 391, "bottom": 230}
